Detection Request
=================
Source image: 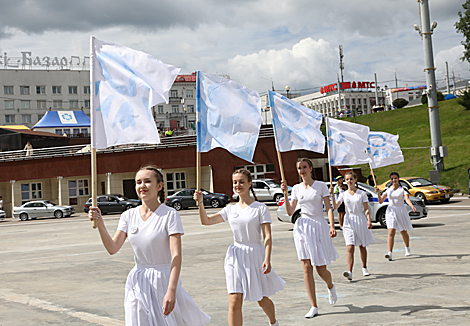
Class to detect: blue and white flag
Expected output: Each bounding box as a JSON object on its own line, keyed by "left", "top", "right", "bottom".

{"left": 196, "top": 71, "right": 262, "bottom": 162}
{"left": 91, "top": 36, "right": 180, "bottom": 149}
{"left": 368, "top": 131, "right": 404, "bottom": 169}
{"left": 268, "top": 90, "right": 325, "bottom": 153}
{"left": 326, "top": 117, "right": 371, "bottom": 166}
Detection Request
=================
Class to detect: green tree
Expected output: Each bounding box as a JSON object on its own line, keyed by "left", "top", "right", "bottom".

{"left": 456, "top": 1, "right": 470, "bottom": 62}
{"left": 393, "top": 98, "right": 408, "bottom": 109}
{"left": 457, "top": 87, "right": 470, "bottom": 110}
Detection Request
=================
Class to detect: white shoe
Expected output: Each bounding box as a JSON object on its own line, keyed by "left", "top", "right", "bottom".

{"left": 405, "top": 247, "right": 411, "bottom": 256}
{"left": 385, "top": 252, "right": 393, "bottom": 261}
{"left": 362, "top": 268, "right": 370, "bottom": 276}
{"left": 304, "top": 306, "right": 318, "bottom": 318}
{"left": 328, "top": 283, "right": 337, "bottom": 305}
{"left": 343, "top": 271, "right": 352, "bottom": 281}
{"left": 270, "top": 320, "right": 279, "bottom": 326}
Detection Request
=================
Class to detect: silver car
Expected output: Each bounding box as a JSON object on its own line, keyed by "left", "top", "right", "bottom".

{"left": 0, "top": 210, "right": 5, "bottom": 220}
{"left": 276, "top": 182, "right": 427, "bottom": 227}
{"left": 232, "top": 178, "right": 292, "bottom": 204}
{"left": 13, "top": 200, "right": 75, "bottom": 221}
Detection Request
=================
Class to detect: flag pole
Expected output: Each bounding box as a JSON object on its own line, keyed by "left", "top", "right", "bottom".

{"left": 269, "top": 93, "right": 288, "bottom": 195}
{"left": 326, "top": 117, "right": 333, "bottom": 188}
{"left": 90, "top": 36, "right": 98, "bottom": 229}
{"left": 276, "top": 150, "right": 287, "bottom": 196}
{"left": 369, "top": 162, "right": 377, "bottom": 187}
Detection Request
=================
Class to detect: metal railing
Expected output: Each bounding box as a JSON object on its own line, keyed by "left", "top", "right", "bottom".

{"left": 0, "top": 127, "right": 275, "bottom": 162}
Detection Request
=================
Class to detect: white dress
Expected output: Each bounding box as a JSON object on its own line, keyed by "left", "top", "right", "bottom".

{"left": 384, "top": 186, "right": 413, "bottom": 231}
{"left": 219, "top": 202, "right": 285, "bottom": 302}
{"left": 337, "top": 190, "right": 375, "bottom": 247}
{"left": 291, "top": 182, "right": 339, "bottom": 266}
{"left": 117, "top": 205, "right": 210, "bottom": 326}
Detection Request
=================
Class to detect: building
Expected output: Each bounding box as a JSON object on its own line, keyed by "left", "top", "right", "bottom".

{"left": 384, "top": 85, "right": 426, "bottom": 108}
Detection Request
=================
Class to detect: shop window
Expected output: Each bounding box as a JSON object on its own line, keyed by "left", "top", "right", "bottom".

{"left": 166, "top": 172, "right": 186, "bottom": 195}
{"left": 21, "top": 183, "right": 42, "bottom": 204}
{"left": 68, "top": 179, "right": 90, "bottom": 205}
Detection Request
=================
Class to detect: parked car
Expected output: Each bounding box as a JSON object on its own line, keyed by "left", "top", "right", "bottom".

{"left": 84, "top": 194, "right": 140, "bottom": 214}
{"left": 0, "top": 209, "right": 5, "bottom": 220}
{"left": 166, "top": 189, "right": 230, "bottom": 211}
{"left": 232, "top": 178, "right": 292, "bottom": 204}
{"left": 377, "top": 177, "right": 454, "bottom": 203}
{"left": 276, "top": 182, "right": 427, "bottom": 228}
{"left": 13, "top": 200, "right": 75, "bottom": 221}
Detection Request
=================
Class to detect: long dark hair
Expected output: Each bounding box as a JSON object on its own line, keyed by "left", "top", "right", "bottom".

{"left": 137, "top": 164, "right": 165, "bottom": 204}
{"left": 298, "top": 158, "right": 315, "bottom": 179}
{"left": 389, "top": 172, "right": 400, "bottom": 179}
{"left": 233, "top": 168, "right": 258, "bottom": 201}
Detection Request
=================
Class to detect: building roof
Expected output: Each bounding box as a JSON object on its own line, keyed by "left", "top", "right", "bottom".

{"left": 174, "top": 72, "right": 197, "bottom": 83}
{"left": 0, "top": 125, "right": 30, "bottom": 130}
{"left": 0, "top": 127, "right": 66, "bottom": 138}
{"left": 33, "top": 111, "right": 90, "bottom": 129}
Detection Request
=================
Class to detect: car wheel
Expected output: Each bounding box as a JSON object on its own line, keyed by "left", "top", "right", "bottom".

{"left": 211, "top": 199, "right": 221, "bottom": 208}
{"left": 54, "top": 210, "right": 64, "bottom": 218}
{"left": 274, "top": 194, "right": 283, "bottom": 205}
{"left": 291, "top": 210, "right": 301, "bottom": 224}
{"left": 126, "top": 205, "right": 134, "bottom": 210}
{"left": 19, "top": 213, "right": 28, "bottom": 221}
{"left": 440, "top": 198, "right": 450, "bottom": 203}
{"left": 378, "top": 208, "right": 387, "bottom": 228}
{"left": 415, "top": 192, "right": 426, "bottom": 203}
{"left": 172, "top": 202, "right": 182, "bottom": 211}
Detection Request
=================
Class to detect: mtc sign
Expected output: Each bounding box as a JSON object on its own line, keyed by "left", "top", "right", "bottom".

{"left": 321, "top": 81, "right": 375, "bottom": 94}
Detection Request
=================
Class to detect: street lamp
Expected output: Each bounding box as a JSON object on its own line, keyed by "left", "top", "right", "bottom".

{"left": 285, "top": 86, "right": 290, "bottom": 99}
{"left": 385, "top": 68, "right": 398, "bottom": 88}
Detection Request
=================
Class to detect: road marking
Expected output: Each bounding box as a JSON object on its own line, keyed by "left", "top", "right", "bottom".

{"left": 0, "top": 289, "right": 124, "bottom": 325}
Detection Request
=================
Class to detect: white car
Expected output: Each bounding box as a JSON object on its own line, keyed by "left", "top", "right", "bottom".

{"left": 0, "top": 209, "right": 5, "bottom": 220}
{"left": 232, "top": 178, "right": 292, "bottom": 204}
{"left": 13, "top": 200, "right": 75, "bottom": 221}
{"left": 276, "top": 182, "right": 427, "bottom": 227}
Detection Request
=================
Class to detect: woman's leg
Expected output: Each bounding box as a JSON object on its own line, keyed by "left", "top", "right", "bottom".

{"left": 315, "top": 265, "right": 333, "bottom": 289}
{"left": 228, "top": 293, "right": 243, "bottom": 326}
{"left": 401, "top": 230, "right": 410, "bottom": 247}
{"left": 387, "top": 228, "right": 396, "bottom": 252}
{"left": 258, "top": 296, "right": 276, "bottom": 324}
{"left": 359, "top": 246, "right": 367, "bottom": 268}
{"left": 301, "top": 259, "right": 317, "bottom": 307}
{"left": 346, "top": 245, "right": 355, "bottom": 272}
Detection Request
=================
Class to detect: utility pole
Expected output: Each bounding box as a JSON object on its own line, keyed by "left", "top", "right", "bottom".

{"left": 374, "top": 73, "right": 379, "bottom": 110}
{"left": 337, "top": 74, "right": 342, "bottom": 118}
{"left": 339, "top": 45, "right": 344, "bottom": 83}
{"left": 415, "top": 0, "right": 445, "bottom": 172}
{"left": 445, "top": 62, "right": 450, "bottom": 95}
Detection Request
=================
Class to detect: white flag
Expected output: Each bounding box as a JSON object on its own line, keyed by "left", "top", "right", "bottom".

{"left": 196, "top": 71, "right": 262, "bottom": 162}
{"left": 368, "top": 132, "right": 404, "bottom": 168}
{"left": 326, "top": 117, "right": 371, "bottom": 165}
{"left": 268, "top": 90, "right": 325, "bottom": 153}
{"left": 91, "top": 36, "right": 180, "bottom": 149}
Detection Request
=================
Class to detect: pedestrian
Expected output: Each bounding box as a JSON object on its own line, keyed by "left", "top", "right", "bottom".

{"left": 194, "top": 168, "right": 284, "bottom": 326}
{"left": 281, "top": 158, "right": 338, "bottom": 319}
{"left": 88, "top": 165, "right": 210, "bottom": 326}
{"left": 366, "top": 174, "right": 375, "bottom": 187}
{"left": 375, "top": 172, "right": 416, "bottom": 261}
{"left": 329, "top": 172, "right": 375, "bottom": 281}
{"left": 333, "top": 175, "right": 347, "bottom": 227}
{"left": 23, "top": 142, "right": 33, "bottom": 157}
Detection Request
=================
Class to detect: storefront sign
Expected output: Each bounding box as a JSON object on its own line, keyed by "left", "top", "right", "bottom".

{"left": 0, "top": 52, "right": 89, "bottom": 69}
{"left": 321, "top": 81, "right": 375, "bottom": 94}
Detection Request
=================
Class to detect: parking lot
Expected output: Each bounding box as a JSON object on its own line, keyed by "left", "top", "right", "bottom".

{"left": 0, "top": 198, "right": 469, "bottom": 325}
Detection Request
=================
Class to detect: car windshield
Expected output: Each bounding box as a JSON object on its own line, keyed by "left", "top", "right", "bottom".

{"left": 44, "top": 200, "right": 57, "bottom": 206}
{"left": 264, "top": 180, "right": 281, "bottom": 187}
{"left": 113, "top": 195, "right": 129, "bottom": 201}
{"left": 408, "top": 178, "right": 434, "bottom": 187}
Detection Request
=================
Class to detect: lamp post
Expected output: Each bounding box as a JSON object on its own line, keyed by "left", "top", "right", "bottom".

{"left": 385, "top": 68, "right": 398, "bottom": 88}
{"left": 285, "top": 86, "right": 290, "bottom": 99}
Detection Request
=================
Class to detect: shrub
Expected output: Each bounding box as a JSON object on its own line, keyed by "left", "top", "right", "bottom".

{"left": 457, "top": 87, "right": 470, "bottom": 110}
{"left": 393, "top": 98, "right": 409, "bottom": 109}
{"left": 421, "top": 91, "right": 444, "bottom": 104}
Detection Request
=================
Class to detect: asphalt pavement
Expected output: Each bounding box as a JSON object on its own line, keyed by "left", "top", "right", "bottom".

{"left": 0, "top": 197, "right": 469, "bottom": 325}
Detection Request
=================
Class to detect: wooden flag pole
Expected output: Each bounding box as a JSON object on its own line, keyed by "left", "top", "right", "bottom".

{"left": 276, "top": 150, "right": 287, "bottom": 196}
{"left": 325, "top": 117, "right": 334, "bottom": 188}
{"left": 91, "top": 148, "right": 98, "bottom": 229}
{"left": 196, "top": 151, "right": 201, "bottom": 206}
{"left": 369, "top": 163, "right": 377, "bottom": 187}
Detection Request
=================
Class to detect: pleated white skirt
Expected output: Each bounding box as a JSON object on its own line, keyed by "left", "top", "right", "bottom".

{"left": 385, "top": 206, "right": 413, "bottom": 231}
{"left": 124, "top": 264, "right": 211, "bottom": 326}
{"left": 293, "top": 217, "right": 339, "bottom": 266}
{"left": 224, "top": 241, "right": 285, "bottom": 302}
{"left": 342, "top": 213, "right": 375, "bottom": 247}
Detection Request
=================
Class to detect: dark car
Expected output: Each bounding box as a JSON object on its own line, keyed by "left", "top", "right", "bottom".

{"left": 84, "top": 194, "right": 141, "bottom": 214}
{"left": 166, "top": 189, "right": 230, "bottom": 211}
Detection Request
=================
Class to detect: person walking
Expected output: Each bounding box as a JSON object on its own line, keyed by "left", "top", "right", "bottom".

{"left": 281, "top": 158, "right": 338, "bottom": 319}
{"left": 330, "top": 172, "right": 375, "bottom": 281}
{"left": 89, "top": 165, "right": 210, "bottom": 326}
{"left": 333, "top": 175, "right": 347, "bottom": 227}
{"left": 375, "top": 172, "right": 416, "bottom": 261}
{"left": 194, "top": 168, "right": 284, "bottom": 326}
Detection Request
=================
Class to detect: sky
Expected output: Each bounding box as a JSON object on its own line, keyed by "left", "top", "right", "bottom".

{"left": 0, "top": 0, "right": 468, "bottom": 95}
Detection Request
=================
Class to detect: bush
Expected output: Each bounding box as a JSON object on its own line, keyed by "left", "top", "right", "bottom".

{"left": 457, "top": 87, "right": 470, "bottom": 110}
{"left": 421, "top": 91, "right": 445, "bottom": 104}
{"left": 393, "top": 98, "right": 409, "bottom": 109}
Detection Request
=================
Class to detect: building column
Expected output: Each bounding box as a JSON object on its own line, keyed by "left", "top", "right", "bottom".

{"left": 57, "top": 176, "right": 63, "bottom": 205}
{"left": 10, "top": 180, "right": 16, "bottom": 215}
{"left": 106, "top": 172, "right": 112, "bottom": 194}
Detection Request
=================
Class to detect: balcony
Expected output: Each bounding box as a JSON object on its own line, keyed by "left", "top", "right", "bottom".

{"left": 169, "top": 96, "right": 183, "bottom": 103}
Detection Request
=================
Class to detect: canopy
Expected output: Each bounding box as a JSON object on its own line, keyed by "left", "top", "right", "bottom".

{"left": 33, "top": 111, "right": 90, "bottom": 128}
{"left": 444, "top": 94, "right": 457, "bottom": 100}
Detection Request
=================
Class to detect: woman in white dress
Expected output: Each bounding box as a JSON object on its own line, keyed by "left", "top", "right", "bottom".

{"left": 329, "top": 172, "right": 375, "bottom": 281}
{"left": 194, "top": 168, "right": 284, "bottom": 326}
{"left": 281, "top": 158, "right": 338, "bottom": 319}
{"left": 88, "top": 165, "right": 210, "bottom": 326}
{"left": 375, "top": 172, "right": 416, "bottom": 261}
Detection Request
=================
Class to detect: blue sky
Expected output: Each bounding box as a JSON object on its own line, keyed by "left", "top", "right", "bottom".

{"left": 0, "top": 0, "right": 468, "bottom": 94}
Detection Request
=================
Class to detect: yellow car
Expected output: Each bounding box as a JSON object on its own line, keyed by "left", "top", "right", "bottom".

{"left": 377, "top": 177, "right": 454, "bottom": 203}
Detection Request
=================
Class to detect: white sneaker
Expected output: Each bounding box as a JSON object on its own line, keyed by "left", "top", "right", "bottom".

{"left": 304, "top": 306, "right": 318, "bottom": 318}
{"left": 362, "top": 268, "right": 370, "bottom": 276}
{"left": 343, "top": 271, "right": 352, "bottom": 281}
{"left": 270, "top": 320, "right": 279, "bottom": 326}
{"left": 328, "top": 283, "right": 337, "bottom": 305}
{"left": 385, "top": 252, "right": 393, "bottom": 261}
{"left": 405, "top": 247, "right": 411, "bottom": 256}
